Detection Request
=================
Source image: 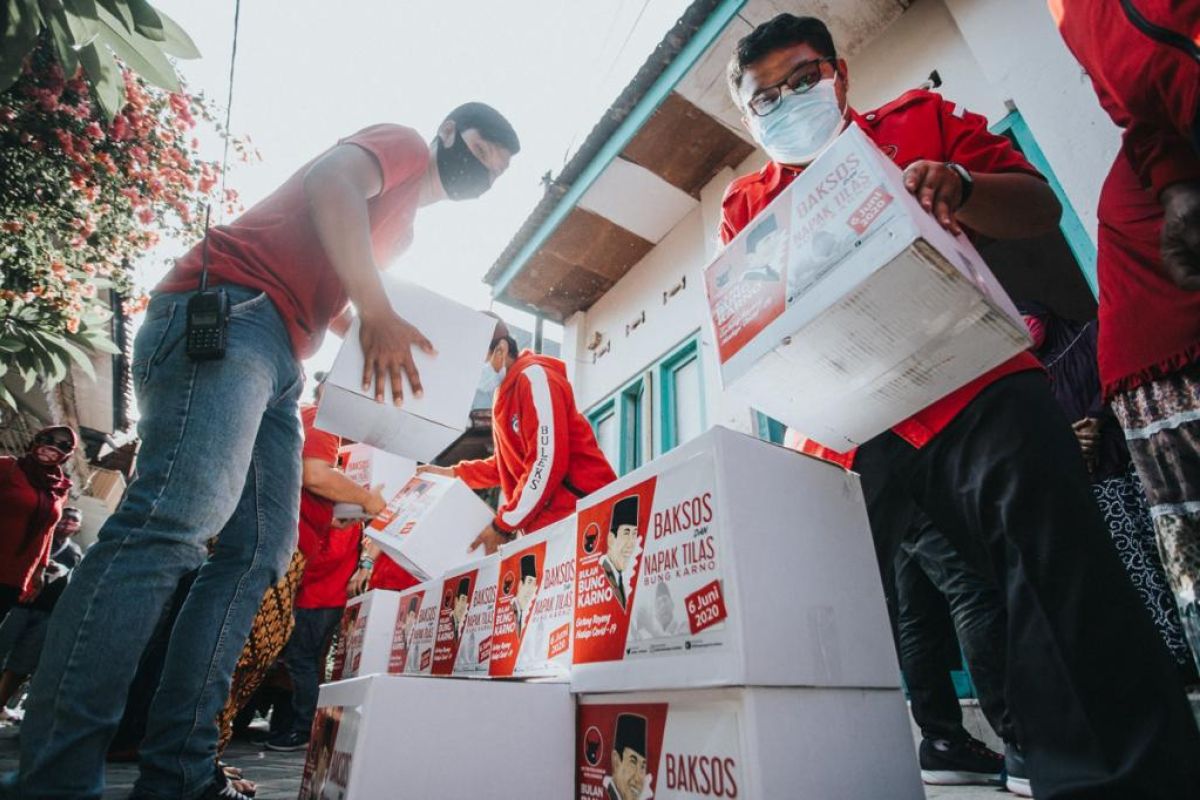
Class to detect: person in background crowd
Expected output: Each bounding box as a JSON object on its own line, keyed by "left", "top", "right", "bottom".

{"left": 0, "top": 426, "right": 76, "bottom": 624}
{"left": 419, "top": 317, "right": 617, "bottom": 553}
{"left": 722, "top": 14, "right": 1200, "bottom": 798}
{"left": 1019, "top": 301, "right": 1195, "bottom": 677}
{"left": 1049, "top": 0, "right": 1200, "bottom": 675}
{"left": 0, "top": 508, "right": 83, "bottom": 723}
{"left": 13, "top": 101, "right": 519, "bottom": 799}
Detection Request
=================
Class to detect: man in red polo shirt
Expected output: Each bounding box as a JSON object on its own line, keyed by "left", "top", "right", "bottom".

{"left": 15, "top": 103, "right": 520, "bottom": 799}
{"left": 723, "top": 15, "right": 1199, "bottom": 799}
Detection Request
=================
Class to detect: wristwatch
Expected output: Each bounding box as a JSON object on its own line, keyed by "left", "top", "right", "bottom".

{"left": 358, "top": 556, "right": 375, "bottom": 571}
{"left": 945, "top": 162, "right": 973, "bottom": 208}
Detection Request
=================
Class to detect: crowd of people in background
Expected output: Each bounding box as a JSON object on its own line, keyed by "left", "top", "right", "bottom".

{"left": 0, "top": 4, "right": 1196, "bottom": 800}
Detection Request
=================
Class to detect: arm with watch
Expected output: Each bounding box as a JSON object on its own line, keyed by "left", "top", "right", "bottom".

{"left": 901, "top": 159, "right": 1061, "bottom": 239}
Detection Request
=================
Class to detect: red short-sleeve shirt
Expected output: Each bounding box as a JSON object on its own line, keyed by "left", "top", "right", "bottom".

{"left": 157, "top": 125, "right": 429, "bottom": 358}
{"left": 720, "top": 91, "right": 1044, "bottom": 458}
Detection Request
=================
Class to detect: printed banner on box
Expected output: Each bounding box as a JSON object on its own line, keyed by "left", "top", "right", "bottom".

{"left": 573, "top": 452, "right": 729, "bottom": 667}
{"left": 442, "top": 559, "right": 499, "bottom": 676}
{"left": 388, "top": 588, "right": 426, "bottom": 674}
{"left": 299, "top": 704, "right": 360, "bottom": 800}
{"left": 368, "top": 475, "right": 449, "bottom": 538}
{"left": 401, "top": 583, "right": 440, "bottom": 675}
{"left": 704, "top": 129, "right": 895, "bottom": 365}
{"left": 432, "top": 568, "right": 477, "bottom": 675}
{"left": 331, "top": 603, "right": 361, "bottom": 681}
{"left": 578, "top": 699, "right": 743, "bottom": 800}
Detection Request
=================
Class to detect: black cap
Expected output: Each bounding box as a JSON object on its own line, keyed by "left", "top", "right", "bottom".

{"left": 456, "top": 577, "right": 471, "bottom": 598}
{"left": 609, "top": 495, "right": 639, "bottom": 534}
{"left": 520, "top": 553, "right": 537, "bottom": 580}
{"left": 613, "top": 713, "right": 647, "bottom": 758}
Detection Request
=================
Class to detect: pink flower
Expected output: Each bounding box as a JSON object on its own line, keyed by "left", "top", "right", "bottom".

{"left": 1, "top": 221, "right": 23, "bottom": 233}
{"left": 66, "top": 317, "right": 80, "bottom": 334}
{"left": 137, "top": 208, "right": 154, "bottom": 225}
{"left": 84, "top": 121, "right": 104, "bottom": 140}
{"left": 110, "top": 115, "right": 129, "bottom": 140}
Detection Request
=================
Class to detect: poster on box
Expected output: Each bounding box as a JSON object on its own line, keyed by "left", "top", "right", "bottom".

{"left": 573, "top": 452, "right": 730, "bottom": 667}
{"left": 704, "top": 127, "right": 898, "bottom": 366}
{"left": 578, "top": 701, "right": 742, "bottom": 800}
{"left": 367, "top": 475, "right": 446, "bottom": 538}
{"left": 299, "top": 705, "right": 360, "bottom": 800}
{"left": 490, "top": 523, "right": 576, "bottom": 677}
{"left": 388, "top": 588, "right": 426, "bottom": 674}
{"left": 330, "top": 604, "right": 361, "bottom": 681}
{"left": 343, "top": 606, "right": 368, "bottom": 678}
{"left": 432, "top": 559, "right": 499, "bottom": 676}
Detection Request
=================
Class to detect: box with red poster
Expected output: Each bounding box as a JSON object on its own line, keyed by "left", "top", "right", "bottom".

{"left": 489, "top": 518, "right": 576, "bottom": 680}
{"left": 335, "top": 589, "right": 400, "bottom": 681}
{"left": 300, "top": 675, "right": 573, "bottom": 800}
{"left": 363, "top": 472, "right": 493, "bottom": 581}
{"left": 430, "top": 554, "right": 500, "bottom": 677}
{"left": 571, "top": 425, "right": 898, "bottom": 693}
{"left": 576, "top": 687, "right": 922, "bottom": 800}
{"left": 703, "top": 123, "right": 1030, "bottom": 450}
{"left": 389, "top": 576, "right": 443, "bottom": 676}
{"left": 332, "top": 443, "right": 414, "bottom": 520}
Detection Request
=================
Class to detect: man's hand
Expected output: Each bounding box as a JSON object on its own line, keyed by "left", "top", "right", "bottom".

{"left": 358, "top": 305, "right": 437, "bottom": 406}
{"left": 1161, "top": 182, "right": 1200, "bottom": 291}
{"left": 346, "top": 567, "right": 372, "bottom": 598}
{"left": 469, "top": 521, "right": 510, "bottom": 555}
{"left": 903, "top": 160, "right": 964, "bottom": 235}
{"left": 1073, "top": 417, "right": 1101, "bottom": 473}
{"left": 416, "top": 464, "right": 455, "bottom": 479}
{"left": 362, "top": 483, "right": 387, "bottom": 517}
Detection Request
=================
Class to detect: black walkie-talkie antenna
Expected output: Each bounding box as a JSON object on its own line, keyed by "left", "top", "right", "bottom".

{"left": 198, "top": 0, "right": 242, "bottom": 294}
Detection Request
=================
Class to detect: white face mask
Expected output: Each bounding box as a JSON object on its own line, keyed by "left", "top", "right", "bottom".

{"left": 478, "top": 360, "right": 505, "bottom": 394}
{"left": 747, "top": 78, "right": 847, "bottom": 166}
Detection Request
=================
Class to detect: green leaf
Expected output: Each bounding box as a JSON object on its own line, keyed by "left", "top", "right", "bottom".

{"left": 0, "top": 336, "right": 26, "bottom": 354}
{"left": 60, "top": 0, "right": 100, "bottom": 45}
{"left": 45, "top": 7, "right": 82, "bottom": 74}
{"left": 82, "top": 332, "right": 120, "bottom": 354}
{"left": 94, "top": 3, "right": 179, "bottom": 92}
{"left": 78, "top": 41, "right": 123, "bottom": 121}
{"left": 0, "top": 381, "right": 16, "bottom": 414}
{"left": 126, "top": 0, "right": 162, "bottom": 41}
{"left": 94, "top": 0, "right": 132, "bottom": 31}
{"left": 20, "top": 365, "right": 37, "bottom": 392}
{"left": 154, "top": 5, "right": 198, "bottom": 58}
{"left": 57, "top": 337, "right": 96, "bottom": 380}
{"left": 0, "top": 0, "right": 40, "bottom": 93}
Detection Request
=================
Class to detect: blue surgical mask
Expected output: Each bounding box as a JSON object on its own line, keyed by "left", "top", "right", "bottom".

{"left": 478, "top": 360, "right": 505, "bottom": 394}
{"left": 748, "top": 78, "right": 847, "bottom": 166}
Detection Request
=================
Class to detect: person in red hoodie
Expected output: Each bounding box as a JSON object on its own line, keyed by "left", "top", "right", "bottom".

{"left": 1048, "top": 0, "right": 1200, "bottom": 675}
{"left": 421, "top": 319, "right": 617, "bottom": 553}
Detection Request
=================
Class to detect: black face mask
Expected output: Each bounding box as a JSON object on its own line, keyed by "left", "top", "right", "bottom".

{"left": 437, "top": 131, "right": 492, "bottom": 200}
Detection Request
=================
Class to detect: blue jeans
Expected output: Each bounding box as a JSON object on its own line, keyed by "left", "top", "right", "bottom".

{"left": 281, "top": 606, "right": 343, "bottom": 738}
{"left": 13, "top": 286, "right": 303, "bottom": 800}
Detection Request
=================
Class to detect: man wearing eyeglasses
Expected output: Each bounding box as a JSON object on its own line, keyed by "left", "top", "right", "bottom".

{"left": 722, "top": 14, "right": 1200, "bottom": 800}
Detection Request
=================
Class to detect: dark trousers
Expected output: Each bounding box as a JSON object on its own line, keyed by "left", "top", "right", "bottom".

{"left": 282, "top": 606, "right": 342, "bottom": 737}
{"left": 855, "top": 372, "right": 1200, "bottom": 799}
{"left": 895, "top": 513, "right": 1014, "bottom": 744}
{"left": 0, "top": 584, "right": 21, "bottom": 626}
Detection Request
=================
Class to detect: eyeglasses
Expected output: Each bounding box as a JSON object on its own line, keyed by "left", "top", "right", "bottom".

{"left": 34, "top": 433, "right": 74, "bottom": 453}
{"left": 747, "top": 57, "right": 836, "bottom": 118}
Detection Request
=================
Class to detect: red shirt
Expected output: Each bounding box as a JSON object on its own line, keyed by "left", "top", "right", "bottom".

{"left": 0, "top": 457, "right": 67, "bottom": 593}
{"left": 454, "top": 352, "right": 617, "bottom": 534}
{"left": 720, "top": 90, "right": 1044, "bottom": 457}
{"left": 157, "top": 125, "right": 429, "bottom": 358}
{"left": 295, "top": 404, "right": 361, "bottom": 609}
{"left": 368, "top": 554, "right": 420, "bottom": 593}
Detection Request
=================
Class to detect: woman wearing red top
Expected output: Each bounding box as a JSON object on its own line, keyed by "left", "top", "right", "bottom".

{"left": 0, "top": 426, "right": 76, "bottom": 622}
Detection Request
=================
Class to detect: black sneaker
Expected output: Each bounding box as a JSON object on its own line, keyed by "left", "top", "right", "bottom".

{"left": 196, "top": 764, "right": 254, "bottom": 800}
{"left": 919, "top": 735, "right": 1004, "bottom": 785}
{"left": 264, "top": 730, "right": 309, "bottom": 752}
{"left": 1004, "top": 743, "right": 1032, "bottom": 797}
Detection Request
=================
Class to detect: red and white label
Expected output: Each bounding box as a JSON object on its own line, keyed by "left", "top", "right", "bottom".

{"left": 388, "top": 588, "right": 426, "bottom": 674}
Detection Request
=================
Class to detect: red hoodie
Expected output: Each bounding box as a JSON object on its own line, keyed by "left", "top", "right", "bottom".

{"left": 455, "top": 351, "right": 617, "bottom": 534}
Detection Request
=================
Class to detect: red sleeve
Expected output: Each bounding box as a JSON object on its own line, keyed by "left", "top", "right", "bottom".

{"left": 719, "top": 181, "right": 753, "bottom": 245}
{"left": 938, "top": 99, "right": 1044, "bottom": 179}
{"left": 338, "top": 124, "right": 430, "bottom": 196}
{"left": 301, "top": 405, "right": 340, "bottom": 464}
{"left": 492, "top": 367, "right": 570, "bottom": 533}
{"left": 454, "top": 456, "right": 500, "bottom": 490}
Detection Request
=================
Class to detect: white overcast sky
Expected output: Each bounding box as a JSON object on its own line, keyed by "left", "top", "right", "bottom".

{"left": 142, "top": 0, "right": 692, "bottom": 377}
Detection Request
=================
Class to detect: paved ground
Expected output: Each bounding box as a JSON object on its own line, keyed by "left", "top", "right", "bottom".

{"left": 0, "top": 721, "right": 1011, "bottom": 799}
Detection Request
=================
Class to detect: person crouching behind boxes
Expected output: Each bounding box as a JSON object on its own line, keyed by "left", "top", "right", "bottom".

{"left": 419, "top": 318, "right": 617, "bottom": 551}
{"left": 721, "top": 13, "right": 1200, "bottom": 799}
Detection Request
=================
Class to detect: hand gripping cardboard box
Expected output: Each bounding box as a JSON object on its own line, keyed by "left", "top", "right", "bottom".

{"left": 489, "top": 517, "right": 576, "bottom": 680}
{"left": 299, "top": 675, "right": 574, "bottom": 800}
{"left": 333, "top": 443, "right": 415, "bottom": 520}
{"left": 315, "top": 278, "right": 496, "bottom": 462}
{"left": 430, "top": 554, "right": 501, "bottom": 677}
{"left": 576, "top": 687, "right": 922, "bottom": 800}
{"left": 364, "top": 472, "right": 494, "bottom": 581}
{"left": 389, "top": 576, "right": 443, "bottom": 676}
{"left": 335, "top": 589, "right": 401, "bottom": 681}
{"left": 570, "top": 426, "right": 898, "bottom": 693}
{"left": 703, "top": 124, "right": 1031, "bottom": 449}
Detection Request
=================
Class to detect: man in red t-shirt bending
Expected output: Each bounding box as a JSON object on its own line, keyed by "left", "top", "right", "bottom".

{"left": 16, "top": 104, "right": 520, "bottom": 799}
{"left": 722, "top": 15, "right": 1199, "bottom": 799}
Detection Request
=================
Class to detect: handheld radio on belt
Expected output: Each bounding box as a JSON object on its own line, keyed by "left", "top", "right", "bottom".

{"left": 186, "top": 0, "right": 242, "bottom": 362}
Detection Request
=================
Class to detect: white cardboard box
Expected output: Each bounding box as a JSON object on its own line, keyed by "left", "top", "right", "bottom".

{"left": 431, "top": 554, "right": 501, "bottom": 677}
{"left": 390, "top": 577, "right": 443, "bottom": 676}
{"left": 571, "top": 426, "right": 898, "bottom": 693}
{"left": 333, "top": 443, "right": 415, "bottom": 519}
{"left": 336, "top": 590, "right": 400, "bottom": 681}
{"left": 577, "top": 687, "right": 922, "bottom": 800}
{"left": 364, "top": 473, "right": 493, "bottom": 581}
{"left": 702, "top": 124, "right": 1030, "bottom": 449}
{"left": 489, "top": 518, "right": 576, "bottom": 680}
{"left": 300, "top": 675, "right": 574, "bottom": 800}
{"left": 315, "top": 278, "right": 496, "bottom": 461}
